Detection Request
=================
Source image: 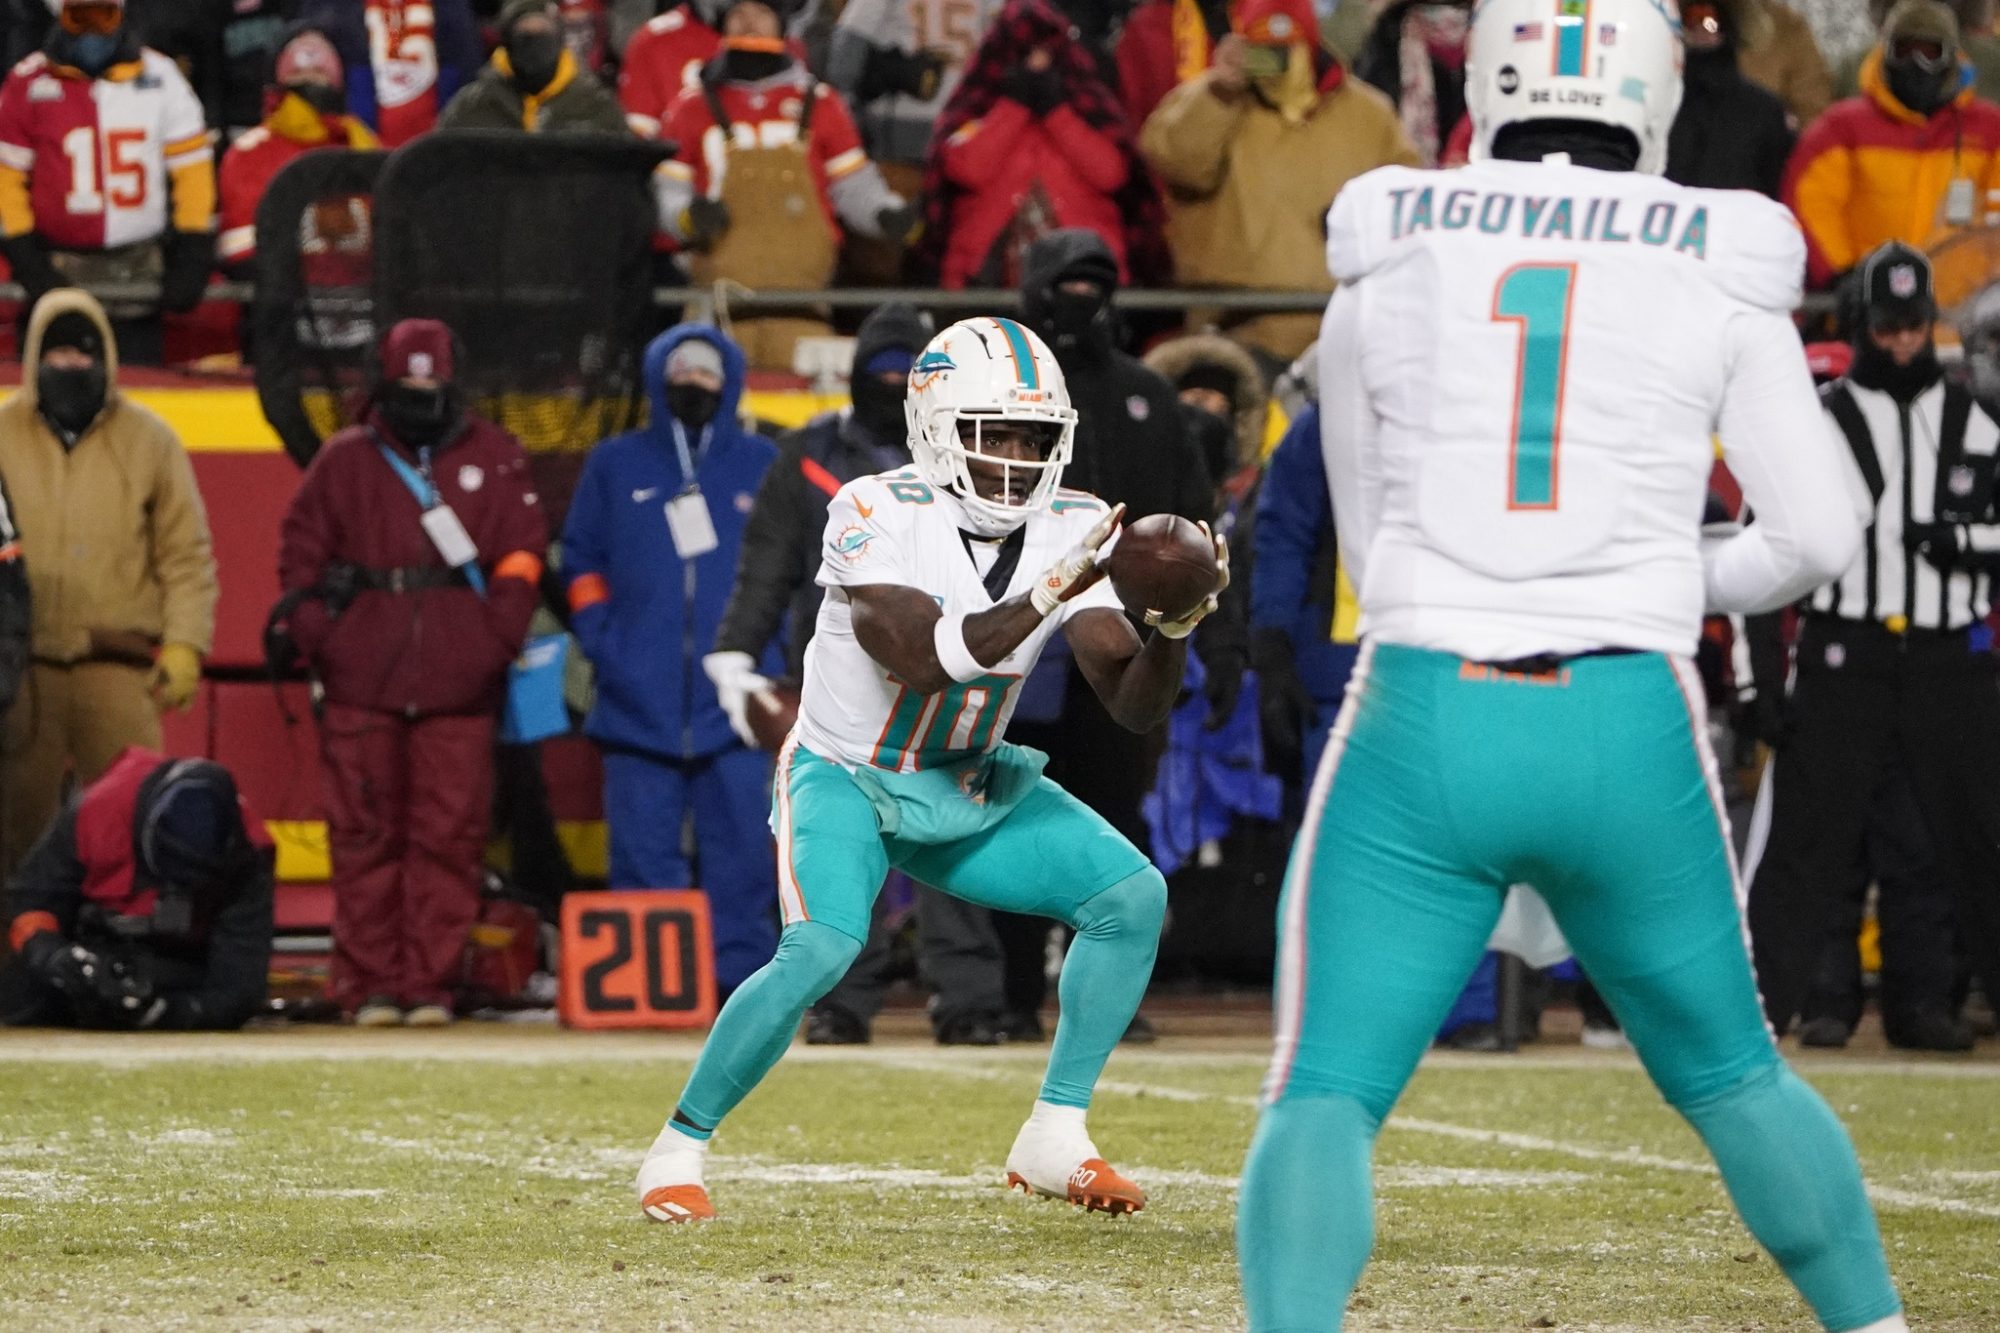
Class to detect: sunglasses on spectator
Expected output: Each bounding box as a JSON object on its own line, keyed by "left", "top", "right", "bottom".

{"left": 1889, "top": 36, "right": 1951, "bottom": 70}
{"left": 58, "top": 3, "right": 122, "bottom": 36}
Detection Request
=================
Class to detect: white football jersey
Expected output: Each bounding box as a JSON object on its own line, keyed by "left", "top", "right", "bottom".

{"left": 1320, "top": 158, "right": 1867, "bottom": 660}
{"left": 795, "top": 469, "right": 1122, "bottom": 772}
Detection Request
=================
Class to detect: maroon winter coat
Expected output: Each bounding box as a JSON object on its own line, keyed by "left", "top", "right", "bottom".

{"left": 279, "top": 412, "right": 548, "bottom": 716}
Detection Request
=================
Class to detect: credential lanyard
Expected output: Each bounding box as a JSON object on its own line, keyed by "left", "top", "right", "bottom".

{"left": 375, "top": 439, "right": 488, "bottom": 596}
{"left": 670, "top": 418, "right": 708, "bottom": 494}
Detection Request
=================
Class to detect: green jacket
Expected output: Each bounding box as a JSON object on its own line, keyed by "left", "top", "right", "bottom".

{"left": 437, "top": 51, "right": 628, "bottom": 135}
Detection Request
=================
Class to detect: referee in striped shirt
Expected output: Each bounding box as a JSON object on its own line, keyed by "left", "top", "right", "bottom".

{"left": 1746, "top": 242, "right": 2000, "bottom": 1049}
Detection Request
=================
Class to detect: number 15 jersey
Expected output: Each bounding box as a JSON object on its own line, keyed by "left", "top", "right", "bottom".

{"left": 794, "top": 468, "right": 1121, "bottom": 774}
{"left": 1320, "top": 158, "right": 1867, "bottom": 662}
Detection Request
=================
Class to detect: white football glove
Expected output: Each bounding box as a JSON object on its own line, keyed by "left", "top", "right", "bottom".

{"left": 1030, "top": 502, "right": 1125, "bottom": 617}
{"left": 702, "top": 650, "right": 769, "bottom": 748}
{"left": 1144, "top": 524, "right": 1230, "bottom": 640}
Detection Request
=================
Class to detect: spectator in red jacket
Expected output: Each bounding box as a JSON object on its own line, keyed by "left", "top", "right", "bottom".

{"left": 918, "top": 0, "right": 1167, "bottom": 289}
{"left": 1116, "top": 0, "right": 1237, "bottom": 127}
{"left": 656, "top": 0, "right": 915, "bottom": 367}
{"left": 218, "top": 28, "right": 380, "bottom": 276}
{"left": 277, "top": 319, "right": 548, "bottom": 1027}
{"left": 619, "top": 0, "right": 806, "bottom": 137}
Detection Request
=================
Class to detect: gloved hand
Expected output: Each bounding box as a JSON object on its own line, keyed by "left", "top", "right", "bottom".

{"left": 1001, "top": 65, "right": 1064, "bottom": 116}
{"left": 1202, "top": 648, "right": 1246, "bottom": 731}
{"left": 875, "top": 202, "right": 922, "bottom": 246}
{"left": 159, "top": 230, "right": 214, "bottom": 314}
{"left": 1030, "top": 502, "right": 1124, "bottom": 615}
{"left": 681, "top": 197, "right": 732, "bottom": 249}
{"left": 1144, "top": 523, "right": 1229, "bottom": 639}
{"left": 21, "top": 934, "right": 162, "bottom": 1028}
{"left": 1249, "top": 625, "right": 1313, "bottom": 776}
{"left": 703, "top": 650, "right": 771, "bottom": 748}
{"left": 1, "top": 231, "right": 62, "bottom": 306}
{"left": 1905, "top": 522, "right": 1964, "bottom": 573}
{"left": 149, "top": 642, "right": 202, "bottom": 712}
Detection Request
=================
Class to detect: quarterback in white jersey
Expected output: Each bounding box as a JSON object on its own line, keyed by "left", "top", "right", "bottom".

{"left": 1237, "top": 0, "right": 1904, "bottom": 1331}
{"left": 635, "top": 316, "right": 1223, "bottom": 1227}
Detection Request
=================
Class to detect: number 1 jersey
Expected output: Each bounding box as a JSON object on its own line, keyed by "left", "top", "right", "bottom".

{"left": 1320, "top": 158, "right": 1863, "bottom": 661}
{"left": 795, "top": 469, "right": 1122, "bottom": 773}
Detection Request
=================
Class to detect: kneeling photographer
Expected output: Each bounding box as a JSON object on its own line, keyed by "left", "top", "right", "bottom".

{"left": 2, "top": 749, "right": 273, "bottom": 1030}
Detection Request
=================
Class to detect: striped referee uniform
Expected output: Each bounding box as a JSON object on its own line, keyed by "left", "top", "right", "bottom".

{"left": 1746, "top": 369, "right": 2000, "bottom": 1039}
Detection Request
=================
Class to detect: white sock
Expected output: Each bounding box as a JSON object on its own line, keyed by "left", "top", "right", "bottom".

{"left": 649, "top": 1120, "right": 712, "bottom": 1159}
{"left": 1839, "top": 1317, "right": 1908, "bottom": 1333}
{"left": 1025, "top": 1100, "right": 1089, "bottom": 1138}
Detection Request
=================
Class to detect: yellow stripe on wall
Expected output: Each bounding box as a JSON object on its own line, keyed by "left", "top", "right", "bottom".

{"left": 147, "top": 387, "right": 843, "bottom": 454}
{"left": 268, "top": 818, "right": 610, "bottom": 882}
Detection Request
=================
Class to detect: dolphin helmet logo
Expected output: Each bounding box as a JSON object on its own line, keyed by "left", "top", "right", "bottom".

{"left": 911, "top": 350, "right": 957, "bottom": 391}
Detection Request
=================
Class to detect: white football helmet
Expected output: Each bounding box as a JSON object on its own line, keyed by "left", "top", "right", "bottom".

{"left": 905, "top": 316, "right": 1078, "bottom": 536}
{"left": 1465, "top": 0, "right": 1685, "bottom": 175}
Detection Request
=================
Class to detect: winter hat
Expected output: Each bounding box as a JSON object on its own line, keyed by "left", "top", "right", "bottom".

{"left": 139, "top": 761, "right": 244, "bottom": 890}
{"left": 499, "top": 0, "right": 559, "bottom": 34}
{"left": 666, "top": 337, "right": 726, "bottom": 382}
{"left": 1175, "top": 361, "right": 1241, "bottom": 401}
{"left": 41, "top": 310, "right": 104, "bottom": 361}
{"left": 379, "top": 319, "right": 459, "bottom": 383}
{"left": 1882, "top": 0, "right": 1958, "bottom": 54}
{"left": 275, "top": 30, "right": 343, "bottom": 90}
{"left": 1236, "top": 0, "right": 1316, "bottom": 45}
{"left": 1859, "top": 240, "right": 1937, "bottom": 327}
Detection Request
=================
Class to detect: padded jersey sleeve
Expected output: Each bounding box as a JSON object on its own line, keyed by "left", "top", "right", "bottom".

{"left": 1704, "top": 189, "right": 1808, "bottom": 315}
{"left": 816, "top": 478, "right": 917, "bottom": 590}
{"left": 1707, "top": 309, "right": 1868, "bottom": 613}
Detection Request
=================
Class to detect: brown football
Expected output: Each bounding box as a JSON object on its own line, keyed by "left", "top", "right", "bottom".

{"left": 746, "top": 681, "right": 801, "bottom": 752}
{"left": 1107, "top": 514, "right": 1218, "bottom": 620}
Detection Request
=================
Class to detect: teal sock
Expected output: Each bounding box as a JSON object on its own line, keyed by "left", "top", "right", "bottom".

{"left": 674, "top": 919, "right": 862, "bottom": 1132}
{"left": 1679, "top": 1063, "right": 1901, "bottom": 1331}
{"left": 1038, "top": 867, "right": 1167, "bottom": 1108}
{"left": 1238, "top": 1092, "right": 1377, "bottom": 1333}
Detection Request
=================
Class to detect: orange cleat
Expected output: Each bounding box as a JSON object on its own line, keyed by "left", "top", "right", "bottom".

{"left": 1006, "top": 1157, "right": 1147, "bottom": 1216}
{"left": 641, "top": 1184, "right": 717, "bottom": 1223}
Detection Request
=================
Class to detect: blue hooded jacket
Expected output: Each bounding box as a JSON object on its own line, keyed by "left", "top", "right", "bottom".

{"left": 561, "top": 325, "right": 783, "bottom": 759}
{"left": 1250, "top": 404, "right": 1358, "bottom": 705}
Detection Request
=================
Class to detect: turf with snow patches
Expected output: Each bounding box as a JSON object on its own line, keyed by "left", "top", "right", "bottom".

{"left": 1, "top": 1030, "right": 1996, "bottom": 1330}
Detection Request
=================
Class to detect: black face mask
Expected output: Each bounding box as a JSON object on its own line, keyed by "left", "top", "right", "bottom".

{"left": 667, "top": 383, "right": 721, "bottom": 429}
{"left": 53, "top": 30, "right": 123, "bottom": 78}
{"left": 287, "top": 81, "right": 348, "bottom": 117}
{"left": 719, "top": 47, "right": 792, "bottom": 82}
{"left": 1850, "top": 335, "right": 1943, "bottom": 404}
{"left": 379, "top": 382, "right": 459, "bottom": 449}
{"left": 1683, "top": 45, "right": 1736, "bottom": 85}
{"left": 849, "top": 374, "right": 907, "bottom": 441}
{"left": 37, "top": 364, "right": 107, "bottom": 443}
{"left": 1189, "top": 407, "right": 1235, "bottom": 486}
{"left": 1886, "top": 57, "right": 1955, "bottom": 116}
{"left": 507, "top": 29, "right": 565, "bottom": 94}
{"left": 1040, "top": 287, "right": 1113, "bottom": 363}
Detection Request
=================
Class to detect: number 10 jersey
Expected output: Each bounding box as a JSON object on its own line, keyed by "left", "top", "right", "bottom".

{"left": 794, "top": 468, "right": 1121, "bottom": 774}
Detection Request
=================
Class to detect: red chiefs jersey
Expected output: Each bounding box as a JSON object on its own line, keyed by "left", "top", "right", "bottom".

{"left": 218, "top": 116, "right": 376, "bottom": 267}
{"left": 619, "top": 7, "right": 810, "bottom": 140}
{"left": 366, "top": 0, "right": 441, "bottom": 147}
{"left": 658, "top": 72, "right": 871, "bottom": 235}
{"left": 0, "top": 49, "right": 209, "bottom": 251}
{"left": 618, "top": 7, "right": 723, "bottom": 138}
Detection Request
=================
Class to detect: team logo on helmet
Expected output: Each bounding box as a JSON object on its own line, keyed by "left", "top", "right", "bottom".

{"left": 1890, "top": 264, "right": 1919, "bottom": 299}
{"left": 911, "top": 350, "right": 956, "bottom": 390}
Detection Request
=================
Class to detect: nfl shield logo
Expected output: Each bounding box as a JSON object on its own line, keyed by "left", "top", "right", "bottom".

{"left": 1890, "top": 264, "right": 1918, "bottom": 299}
{"left": 1825, "top": 643, "right": 1847, "bottom": 669}
{"left": 1951, "top": 465, "right": 1976, "bottom": 496}
{"left": 1599, "top": 22, "right": 1618, "bottom": 44}
{"left": 1127, "top": 395, "right": 1150, "bottom": 421}
{"left": 411, "top": 351, "right": 435, "bottom": 378}
{"left": 458, "top": 464, "right": 484, "bottom": 492}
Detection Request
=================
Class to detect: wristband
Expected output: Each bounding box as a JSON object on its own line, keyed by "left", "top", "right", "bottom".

{"left": 933, "top": 612, "right": 988, "bottom": 684}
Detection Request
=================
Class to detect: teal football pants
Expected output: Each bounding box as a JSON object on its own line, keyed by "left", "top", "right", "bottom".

{"left": 1238, "top": 643, "right": 1900, "bottom": 1333}
{"left": 670, "top": 741, "right": 1163, "bottom": 1137}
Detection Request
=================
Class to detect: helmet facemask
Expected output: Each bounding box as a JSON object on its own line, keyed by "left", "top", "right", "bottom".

{"left": 910, "top": 403, "right": 1076, "bottom": 537}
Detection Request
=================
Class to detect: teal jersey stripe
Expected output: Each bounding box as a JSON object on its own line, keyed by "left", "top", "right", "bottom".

{"left": 1555, "top": 0, "right": 1588, "bottom": 75}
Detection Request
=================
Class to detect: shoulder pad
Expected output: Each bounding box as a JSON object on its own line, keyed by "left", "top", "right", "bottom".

{"left": 1324, "top": 164, "right": 1429, "bottom": 284}
{"left": 1690, "top": 188, "right": 1805, "bottom": 314}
